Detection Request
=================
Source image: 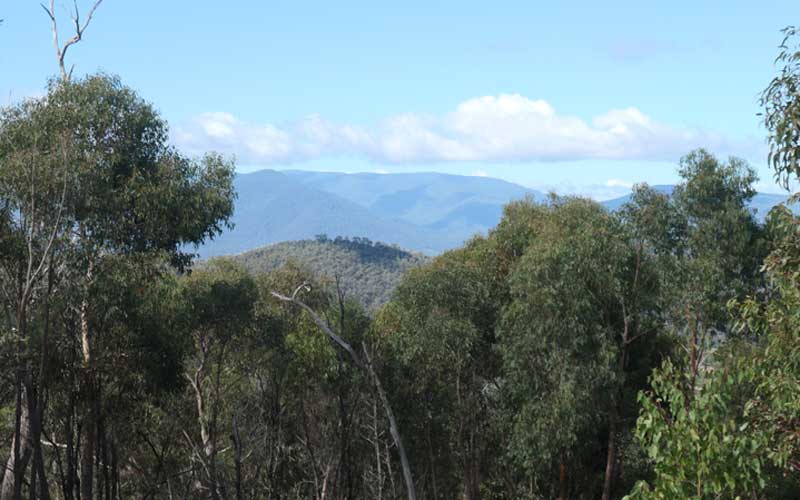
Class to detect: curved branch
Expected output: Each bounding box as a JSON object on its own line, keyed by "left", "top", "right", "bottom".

{"left": 270, "top": 287, "right": 417, "bottom": 500}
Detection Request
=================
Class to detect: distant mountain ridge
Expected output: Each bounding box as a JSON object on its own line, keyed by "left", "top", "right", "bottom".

{"left": 197, "top": 169, "right": 792, "bottom": 258}
{"left": 282, "top": 170, "right": 545, "bottom": 227}
{"left": 200, "top": 170, "right": 452, "bottom": 256}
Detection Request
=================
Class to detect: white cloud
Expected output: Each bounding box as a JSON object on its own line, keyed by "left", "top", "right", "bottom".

{"left": 471, "top": 169, "right": 489, "bottom": 177}
{"left": 605, "top": 178, "right": 633, "bottom": 188}
{"left": 540, "top": 181, "right": 634, "bottom": 202}
{"left": 199, "top": 112, "right": 237, "bottom": 139}
{"left": 174, "top": 94, "right": 753, "bottom": 165}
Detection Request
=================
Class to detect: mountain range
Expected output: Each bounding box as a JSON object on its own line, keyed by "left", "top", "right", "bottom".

{"left": 197, "top": 169, "right": 791, "bottom": 257}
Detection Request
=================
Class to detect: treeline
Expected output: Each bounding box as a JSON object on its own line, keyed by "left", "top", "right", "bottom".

{"left": 1, "top": 78, "right": 798, "bottom": 499}
{"left": 313, "top": 235, "right": 413, "bottom": 263}
{"left": 1, "top": 15, "right": 799, "bottom": 500}
{"left": 231, "top": 238, "right": 428, "bottom": 311}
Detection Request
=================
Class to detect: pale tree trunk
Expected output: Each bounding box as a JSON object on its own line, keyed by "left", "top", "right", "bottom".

{"left": 187, "top": 343, "right": 223, "bottom": 500}
{"left": 30, "top": 266, "right": 55, "bottom": 500}
{"left": 271, "top": 285, "right": 417, "bottom": 500}
{"left": 41, "top": 0, "right": 105, "bottom": 82}
{"left": 80, "top": 262, "right": 96, "bottom": 500}
{"left": 1, "top": 395, "right": 32, "bottom": 500}
{"left": 601, "top": 409, "right": 617, "bottom": 500}
{"left": 362, "top": 345, "right": 416, "bottom": 500}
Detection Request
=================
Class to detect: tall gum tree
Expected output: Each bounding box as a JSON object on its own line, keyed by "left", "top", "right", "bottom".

{"left": 498, "top": 197, "right": 666, "bottom": 499}
{"left": 0, "top": 74, "right": 236, "bottom": 499}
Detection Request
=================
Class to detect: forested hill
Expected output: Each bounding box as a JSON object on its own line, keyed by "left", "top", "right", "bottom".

{"left": 229, "top": 237, "right": 429, "bottom": 310}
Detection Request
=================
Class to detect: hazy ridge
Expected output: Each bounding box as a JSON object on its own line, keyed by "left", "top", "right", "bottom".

{"left": 198, "top": 170, "right": 791, "bottom": 258}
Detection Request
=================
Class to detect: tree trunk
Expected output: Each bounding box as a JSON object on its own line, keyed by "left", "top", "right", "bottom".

{"left": 3, "top": 302, "right": 31, "bottom": 500}
{"left": 558, "top": 450, "right": 567, "bottom": 500}
{"left": 65, "top": 391, "right": 76, "bottom": 500}
{"left": 79, "top": 366, "right": 96, "bottom": 500}
{"left": 188, "top": 347, "right": 222, "bottom": 500}
{"left": 27, "top": 382, "right": 50, "bottom": 500}
{"left": 363, "top": 345, "right": 416, "bottom": 500}
{"left": 64, "top": 418, "right": 74, "bottom": 499}
{"left": 1, "top": 398, "right": 32, "bottom": 500}
{"left": 601, "top": 408, "right": 617, "bottom": 500}
{"left": 32, "top": 266, "right": 54, "bottom": 500}
{"left": 463, "top": 473, "right": 481, "bottom": 500}
{"left": 111, "top": 440, "right": 119, "bottom": 500}
{"left": 270, "top": 289, "right": 417, "bottom": 500}
{"left": 79, "top": 261, "right": 96, "bottom": 500}
{"left": 33, "top": 436, "right": 51, "bottom": 500}
{"left": 232, "top": 415, "right": 243, "bottom": 500}
{"left": 81, "top": 389, "right": 97, "bottom": 500}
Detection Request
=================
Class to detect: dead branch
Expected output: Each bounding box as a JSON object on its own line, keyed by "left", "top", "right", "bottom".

{"left": 41, "top": 0, "right": 104, "bottom": 81}
{"left": 270, "top": 285, "right": 417, "bottom": 500}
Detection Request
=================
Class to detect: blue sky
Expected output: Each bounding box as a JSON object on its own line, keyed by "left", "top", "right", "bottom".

{"left": 1, "top": 1, "right": 797, "bottom": 198}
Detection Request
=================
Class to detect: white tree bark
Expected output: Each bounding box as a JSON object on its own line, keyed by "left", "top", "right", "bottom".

{"left": 271, "top": 285, "right": 417, "bottom": 500}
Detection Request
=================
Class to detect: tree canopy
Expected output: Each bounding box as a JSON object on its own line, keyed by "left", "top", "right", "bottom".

{"left": 0, "top": 13, "right": 799, "bottom": 500}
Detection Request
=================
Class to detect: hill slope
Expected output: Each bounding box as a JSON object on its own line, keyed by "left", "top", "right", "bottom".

{"left": 230, "top": 237, "right": 429, "bottom": 310}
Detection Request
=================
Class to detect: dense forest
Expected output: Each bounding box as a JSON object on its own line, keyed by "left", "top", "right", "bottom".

{"left": 1, "top": 5, "right": 799, "bottom": 500}
{"left": 228, "top": 237, "right": 428, "bottom": 311}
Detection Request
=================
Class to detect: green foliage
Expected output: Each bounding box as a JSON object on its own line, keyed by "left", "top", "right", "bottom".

{"left": 627, "top": 355, "right": 771, "bottom": 499}
{"left": 232, "top": 236, "right": 428, "bottom": 311}
{"left": 500, "top": 199, "right": 619, "bottom": 463}
{"left": 762, "top": 26, "right": 800, "bottom": 191}
{"left": 2, "top": 24, "right": 796, "bottom": 499}
{"left": 179, "top": 258, "right": 258, "bottom": 338}
{"left": 0, "top": 74, "right": 236, "bottom": 268}
{"left": 378, "top": 237, "right": 502, "bottom": 499}
{"left": 0, "top": 73, "right": 238, "bottom": 499}
{"left": 626, "top": 32, "right": 800, "bottom": 500}
{"left": 498, "top": 197, "right": 667, "bottom": 498}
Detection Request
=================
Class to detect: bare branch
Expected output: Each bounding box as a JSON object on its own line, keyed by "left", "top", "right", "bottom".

{"left": 270, "top": 285, "right": 417, "bottom": 500}
{"left": 41, "top": 0, "right": 104, "bottom": 81}
{"left": 270, "top": 290, "right": 360, "bottom": 365}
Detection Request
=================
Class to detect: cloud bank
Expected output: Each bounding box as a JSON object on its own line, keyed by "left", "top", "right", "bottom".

{"left": 174, "top": 94, "right": 751, "bottom": 165}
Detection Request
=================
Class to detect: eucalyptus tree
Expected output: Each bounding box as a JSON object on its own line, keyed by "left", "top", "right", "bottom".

{"left": 0, "top": 74, "right": 235, "bottom": 499}
{"left": 622, "top": 150, "right": 764, "bottom": 329}
{"left": 378, "top": 236, "right": 503, "bottom": 500}
{"left": 763, "top": 26, "right": 800, "bottom": 193}
{"left": 625, "top": 208, "right": 799, "bottom": 500}
{"left": 624, "top": 31, "right": 800, "bottom": 500}
{"left": 176, "top": 259, "right": 258, "bottom": 499}
{"left": 672, "top": 150, "right": 765, "bottom": 332}
{"left": 272, "top": 279, "right": 417, "bottom": 500}
{"left": 618, "top": 151, "right": 765, "bottom": 429}
{"left": 498, "top": 197, "right": 666, "bottom": 500}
